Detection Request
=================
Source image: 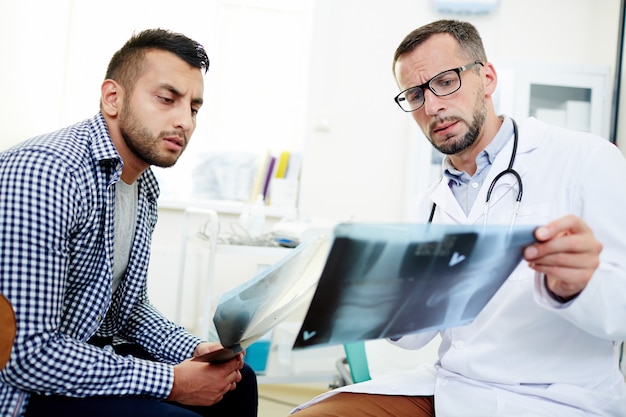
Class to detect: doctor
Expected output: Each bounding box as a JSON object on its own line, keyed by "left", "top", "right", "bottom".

{"left": 292, "top": 19, "right": 626, "bottom": 416}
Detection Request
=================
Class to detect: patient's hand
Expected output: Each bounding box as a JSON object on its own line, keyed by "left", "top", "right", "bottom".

{"left": 193, "top": 341, "right": 224, "bottom": 358}
{"left": 168, "top": 353, "right": 243, "bottom": 406}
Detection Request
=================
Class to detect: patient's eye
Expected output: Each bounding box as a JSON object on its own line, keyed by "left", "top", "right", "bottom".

{"left": 158, "top": 96, "right": 174, "bottom": 104}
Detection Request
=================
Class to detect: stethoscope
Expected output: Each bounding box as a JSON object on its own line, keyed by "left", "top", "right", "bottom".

{"left": 427, "top": 118, "right": 523, "bottom": 230}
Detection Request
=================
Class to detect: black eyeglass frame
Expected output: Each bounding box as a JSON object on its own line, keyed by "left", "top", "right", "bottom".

{"left": 394, "top": 61, "right": 484, "bottom": 112}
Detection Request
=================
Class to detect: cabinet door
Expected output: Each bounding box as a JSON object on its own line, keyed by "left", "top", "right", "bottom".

{"left": 495, "top": 63, "right": 610, "bottom": 138}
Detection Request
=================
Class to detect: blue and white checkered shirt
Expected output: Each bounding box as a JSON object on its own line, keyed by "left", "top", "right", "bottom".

{"left": 0, "top": 113, "right": 203, "bottom": 417}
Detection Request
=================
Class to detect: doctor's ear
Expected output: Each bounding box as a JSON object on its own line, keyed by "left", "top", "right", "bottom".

{"left": 101, "top": 79, "right": 123, "bottom": 117}
{"left": 482, "top": 62, "right": 498, "bottom": 97}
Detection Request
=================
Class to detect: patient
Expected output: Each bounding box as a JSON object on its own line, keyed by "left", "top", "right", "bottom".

{"left": 0, "top": 29, "right": 257, "bottom": 417}
{"left": 290, "top": 19, "right": 626, "bottom": 417}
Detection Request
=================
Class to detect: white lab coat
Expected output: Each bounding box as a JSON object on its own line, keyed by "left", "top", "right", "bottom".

{"left": 292, "top": 117, "right": 626, "bottom": 416}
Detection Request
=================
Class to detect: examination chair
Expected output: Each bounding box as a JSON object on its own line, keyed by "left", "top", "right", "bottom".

{"left": 332, "top": 342, "right": 372, "bottom": 387}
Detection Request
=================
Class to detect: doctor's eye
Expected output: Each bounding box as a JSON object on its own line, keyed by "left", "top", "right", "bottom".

{"left": 431, "top": 72, "right": 461, "bottom": 94}
{"left": 405, "top": 88, "right": 424, "bottom": 104}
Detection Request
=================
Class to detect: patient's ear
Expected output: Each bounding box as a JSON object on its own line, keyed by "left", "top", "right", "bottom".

{"left": 101, "top": 79, "right": 122, "bottom": 117}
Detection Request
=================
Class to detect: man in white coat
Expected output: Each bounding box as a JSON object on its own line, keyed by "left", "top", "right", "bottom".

{"left": 291, "top": 19, "right": 626, "bottom": 417}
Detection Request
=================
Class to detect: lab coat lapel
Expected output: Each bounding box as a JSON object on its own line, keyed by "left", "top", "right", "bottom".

{"left": 466, "top": 121, "right": 538, "bottom": 224}
{"left": 430, "top": 179, "right": 466, "bottom": 223}
{"left": 466, "top": 150, "right": 521, "bottom": 224}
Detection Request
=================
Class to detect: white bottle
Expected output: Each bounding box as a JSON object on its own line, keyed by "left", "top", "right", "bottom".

{"left": 240, "top": 194, "right": 266, "bottom": 238}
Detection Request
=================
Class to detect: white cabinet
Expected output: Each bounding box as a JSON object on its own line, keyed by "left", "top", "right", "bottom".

{"left": 495, "top": 62, "right": 611, "bottom": 138}
{"left": 173, "top": 208, "right": 293, "bottom": 338}
{"left": 153, "top": 207, "right": 343, "bottom": 384}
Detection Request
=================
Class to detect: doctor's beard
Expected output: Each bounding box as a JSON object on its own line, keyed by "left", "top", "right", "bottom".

{"left": 427, "top": 94, "right": 487, "bottom": 156}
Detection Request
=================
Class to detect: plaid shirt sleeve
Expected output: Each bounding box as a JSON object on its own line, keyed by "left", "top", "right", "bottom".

{"left": 0, "top": 118, "right": 184, "bottom": 409}
{"left": 120, "top": 293, "right": 204, "bottom": 363}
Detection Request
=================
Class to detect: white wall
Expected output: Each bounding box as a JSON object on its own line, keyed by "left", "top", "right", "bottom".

{"left": 0, "top": 0, "right": 218, "bottom": 153}
{"left": 298, "top": 0, "right": 622, "bottom": 223}
{"left": 0, "top": 0, "right": 621, "bottom": 224}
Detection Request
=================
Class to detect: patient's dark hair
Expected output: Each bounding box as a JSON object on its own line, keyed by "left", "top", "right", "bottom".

{"left": 392, "top": 20, "right": 487, "bottom": 74}
{"left": 105, "top": 28, "right": 209, "bottom": 92}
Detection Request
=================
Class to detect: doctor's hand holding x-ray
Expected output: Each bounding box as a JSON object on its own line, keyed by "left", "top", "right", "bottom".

{"left": 525, "top": 214, "right": 603, "bottom": 301}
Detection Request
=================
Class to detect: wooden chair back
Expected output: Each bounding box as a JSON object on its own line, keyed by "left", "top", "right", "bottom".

{"left": 0, "top": 294, "right": 16, "bottom": 369}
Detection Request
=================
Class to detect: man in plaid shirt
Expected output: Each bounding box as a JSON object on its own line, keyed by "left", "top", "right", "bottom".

{"left": 0, "top": 28, "right": 257, "bottom": 417}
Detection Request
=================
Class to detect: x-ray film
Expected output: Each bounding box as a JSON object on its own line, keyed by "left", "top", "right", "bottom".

{"left": 293, "top": 223, "right": 537, "bottom": 349}
{"left": 195, "top": 233, "right": 331, "bottom": 363}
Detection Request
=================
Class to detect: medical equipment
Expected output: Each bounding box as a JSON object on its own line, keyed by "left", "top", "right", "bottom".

{"left": 427, "top": 119, "right": 523, "bottom": 229}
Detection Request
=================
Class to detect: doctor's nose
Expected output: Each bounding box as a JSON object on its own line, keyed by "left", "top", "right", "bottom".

{"left": 422, "top": 89, "right": 446, "bottom": 117}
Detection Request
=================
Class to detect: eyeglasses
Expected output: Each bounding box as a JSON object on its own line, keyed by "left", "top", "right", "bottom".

{"left": 394, "top": 61, "right": 484, "bottom": 112}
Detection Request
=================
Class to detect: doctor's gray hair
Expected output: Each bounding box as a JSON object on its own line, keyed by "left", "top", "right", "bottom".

{"left": 392, "top": 20, "right": 488, "bottom": 74}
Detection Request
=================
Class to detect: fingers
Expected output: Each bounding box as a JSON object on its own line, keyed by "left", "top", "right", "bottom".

{"left": 216, "top": 363, "right": 242, "bottom": 385}
{"left": 526, "top": 232, "right": 599, "bottom": 267}
{"left": 524, "top": 215, "right": 602, "bottom": 299}
{"left": 532, "top": 214, "right": 590, "bottom": 243}
{"left": 193, "top": 341, "right": 224, "bottom": 357}
{"left": 169, "top": 354, "right": 244, "bottom": 406}
{"left": 198, "top": 365, "right": 241, "bottom": 400}
{"left": 236, "top": 353, "right": 245, "bottom": 369}
{"left": 223, "top": 354, "right": 244, "bottom": 372}
{"left": 524, "top": 215, "right": 601, "bottom": 263}
{"left": 222, "top": 369, "right": 241, "bottom": 394}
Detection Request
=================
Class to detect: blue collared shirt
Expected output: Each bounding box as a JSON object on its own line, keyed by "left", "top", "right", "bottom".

{"left": 0, "top": 113, "right": 202, "bottom": 416}
{"left": 442, "top": 117, "right": 515, "bottom": 215}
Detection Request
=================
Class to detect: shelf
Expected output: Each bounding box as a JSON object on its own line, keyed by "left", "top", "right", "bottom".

{"left": 158, "top": 198, "right": 298, "bottom": 219}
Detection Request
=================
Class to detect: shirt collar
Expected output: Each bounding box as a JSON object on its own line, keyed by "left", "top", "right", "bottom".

{"left": 89, "top": 112, "right": 160, "bottom": 200}
{"left": 443, "top": 116, "right": 515, "bottom": 185}
{"left": 90, "top": 112, "right": 122, "bottom": 164}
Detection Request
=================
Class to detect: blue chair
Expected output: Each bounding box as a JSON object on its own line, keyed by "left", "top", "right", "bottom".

{"left": 334, "top": 342, "right": 371, "bottom": 386}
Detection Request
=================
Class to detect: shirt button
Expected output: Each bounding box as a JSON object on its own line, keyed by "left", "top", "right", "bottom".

{"left": 471, "top": 182, "right": 479, "bottom": 189}
{"left": 454, "top": 341, "right": 465, "bottom": 349}
{"left": 97, "top": 315, "right": 102, "bottom": 322}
